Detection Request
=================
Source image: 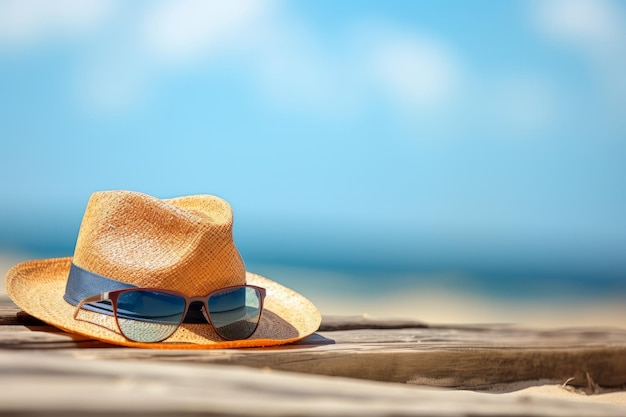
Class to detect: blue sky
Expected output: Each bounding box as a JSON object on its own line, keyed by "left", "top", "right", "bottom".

{"left": 1, "top": 0, "right": 625, "bottom": 285}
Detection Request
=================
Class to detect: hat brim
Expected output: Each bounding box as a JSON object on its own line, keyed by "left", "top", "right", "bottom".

{"left": 5, "top": 257, "right": 322, "bottom": 349}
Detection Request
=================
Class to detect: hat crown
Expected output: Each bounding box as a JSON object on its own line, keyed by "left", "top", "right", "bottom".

{"left": 72, "top": 191, "right": 246, "bottom": 295}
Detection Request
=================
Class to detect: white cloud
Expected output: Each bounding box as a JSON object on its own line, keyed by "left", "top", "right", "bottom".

{"left": 0, "top": 0, "right": 464, "bottom": 120}
{"left": 366, "top": 31, "right": 460, "bottom": 110}
{"left": 533, "top": 0, "right": 624, "bottom": 46}
{"left": 532, "top": 0, "right": 626, "bottom": 105}
{"left": 136, "top": 0, "right": 353, "bottom": 116}
{"left": 249, "top": 20, "right": 364, "bottom": 117}
{"left": 139, "top": 0, "right": 271, "bottom": 64}
{"left": 0, "top": 0, "right": 114, "bottom": 47}
{"left": 0, "top": 0, "right": 574, "bottom": 140}
{"left": 0, "top": 0, "right": 464, "bottom": 122}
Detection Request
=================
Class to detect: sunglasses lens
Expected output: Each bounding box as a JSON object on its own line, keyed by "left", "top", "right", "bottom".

{"left": 207, "top": 287, "right": 263, "bottom": 340}
{"left": 115, "top": 290, "right": 186, "bottom": 343}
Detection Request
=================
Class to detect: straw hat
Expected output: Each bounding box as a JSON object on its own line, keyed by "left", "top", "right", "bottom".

{"left": 5, "top": 190, "right": 321, "bottom": 349}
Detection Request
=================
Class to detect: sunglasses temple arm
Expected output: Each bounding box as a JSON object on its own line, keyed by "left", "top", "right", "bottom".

{"left": 73, "top": 292, "right": 111, "bottom": 319}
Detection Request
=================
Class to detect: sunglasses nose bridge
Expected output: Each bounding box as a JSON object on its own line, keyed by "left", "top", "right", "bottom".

{"left": 185, "top": 295, "right": 214, "bottom": 324}
{"left": 187, "top": 295, "right": 207, "bottom": 304}
{"left": 182, "top": 296, "right": 211, "bottom": 324}
{"left": 187, "top": 295, "right": 209, "bottom": 315}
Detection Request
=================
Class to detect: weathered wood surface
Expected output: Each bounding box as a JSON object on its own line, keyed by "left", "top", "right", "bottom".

{"left": 1, "top": 298, "right": 626, "bottom": 416}
{"left": 1, "top": 351, "right": 624, "bottom": 417}
{"left": 2, "top": 304, "right": 626, "bottom": 389}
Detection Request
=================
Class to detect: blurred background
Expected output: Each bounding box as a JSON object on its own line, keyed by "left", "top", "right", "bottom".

{"left": 1, "top": 0, "right": 625, "bottom": 326}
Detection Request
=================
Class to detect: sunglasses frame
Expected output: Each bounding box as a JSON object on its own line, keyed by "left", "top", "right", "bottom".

{"left": 73, "top": 285, "right": 267, "bottom": 343}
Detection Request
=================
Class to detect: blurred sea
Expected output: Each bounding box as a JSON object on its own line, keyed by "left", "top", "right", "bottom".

{"left": 3, "top": 210, "right": 625, "bottom": 302}
{"left": 3, "top": 229, "right": 625, "bottom": 328}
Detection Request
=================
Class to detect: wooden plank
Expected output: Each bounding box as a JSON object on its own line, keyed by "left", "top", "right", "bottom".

{"left": 1, "top": 305, "right": 625, "bottom": 390}
{"left": 0, "top": 351, "right": 624, "bottom": 417}
{"left": 71, "top": 340, "right": 626, "bottom": 390}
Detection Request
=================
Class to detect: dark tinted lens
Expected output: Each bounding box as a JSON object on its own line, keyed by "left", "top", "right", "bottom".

{"left": 207, "top": 287, "right": 262, "bottom": 340}
{"left": 116, "top": 290, "right": 186, "bottom": 343}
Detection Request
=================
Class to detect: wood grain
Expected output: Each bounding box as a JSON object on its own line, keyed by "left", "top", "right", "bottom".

{"left": 1, "top": 351, "right": 624, "bottom": 417}
{"left": 1, "top": 305, "right": 625, "bottom": 390}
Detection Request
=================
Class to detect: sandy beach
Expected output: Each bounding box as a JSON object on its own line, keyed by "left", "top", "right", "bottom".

{"left": 2, "top": 253, "right": 625, "bottom": 409}
{"left": 484, "top": 380, "right": 626, "bottom": 407}
{"left": 247, "top": 264, "right": 626, "bottom": 330}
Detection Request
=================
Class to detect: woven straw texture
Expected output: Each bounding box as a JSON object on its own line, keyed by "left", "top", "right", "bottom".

{"left": 5, "top": 191, "right": 321, "bottom": 349}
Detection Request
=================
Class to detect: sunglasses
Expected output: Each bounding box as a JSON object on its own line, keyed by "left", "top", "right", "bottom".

{"left": 73, "top": 285, "right": 266, "bottom": 343}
